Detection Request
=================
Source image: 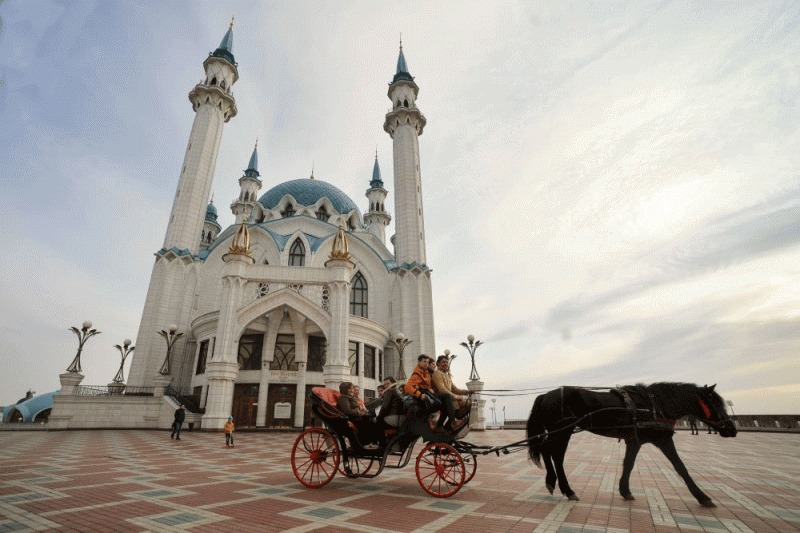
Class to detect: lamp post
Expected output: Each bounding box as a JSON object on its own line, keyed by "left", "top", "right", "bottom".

{"left": 158, "top": 325, "right": 184, "bottom": 376}
{"left": 113, "top": 339, "right": 134, "bottom": 383}
{"left": 66, "top": 321, "right": 101, "bottom": 373}
{"left": 491, "top": 398, "right": 497, "bottom": 426}
{"left": 390, "top": 332, "right": 412, "bottom": 380}
{"left": 727, "top": 400, "right": 735, "bottom": 416}
{"left": 459, "top": 334, "right": 483, "bottom": 381}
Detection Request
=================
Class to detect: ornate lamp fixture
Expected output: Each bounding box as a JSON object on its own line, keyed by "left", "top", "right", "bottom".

{"left": 66, "top": 321, "right": 101, "bottom": 373}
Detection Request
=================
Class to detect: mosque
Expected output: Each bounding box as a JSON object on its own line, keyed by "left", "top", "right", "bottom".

{"left": 122, "top": 25, "right": 437, "bottom": 429}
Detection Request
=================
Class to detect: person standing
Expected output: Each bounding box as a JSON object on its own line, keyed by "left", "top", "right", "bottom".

{"left": 224, "top": 416, "right": 235, "bottom": 447}
{"left": 171, "top": 405, "right": 186, "bottom": 440}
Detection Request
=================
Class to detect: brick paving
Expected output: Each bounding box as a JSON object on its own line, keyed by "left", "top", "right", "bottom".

{"left": 0, "top": 429, "right": 798, "bottom": 532}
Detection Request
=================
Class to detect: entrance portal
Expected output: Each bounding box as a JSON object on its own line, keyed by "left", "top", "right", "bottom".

{"left": 232, "top": 384, "right": 259, "bottom": 428}
{"left": 267, "top": 384, "right": 296, "bottom": 427}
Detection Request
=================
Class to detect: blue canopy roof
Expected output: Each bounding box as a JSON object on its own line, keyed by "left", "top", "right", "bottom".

{"left": 211, "top": 26, "right": 235, "bottom": 65}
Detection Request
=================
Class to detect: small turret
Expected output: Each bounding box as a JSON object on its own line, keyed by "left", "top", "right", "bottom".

{"left": 231, "top": 141, "right": 263, "bottom": 224}
{"left": 200, "top": 197, "right": 221, "bottom": 250}
{"left": 364, "top": 152, "right": 391, "bottom": 245}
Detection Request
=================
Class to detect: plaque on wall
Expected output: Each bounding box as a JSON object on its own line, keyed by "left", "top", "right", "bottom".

{"left": 274, "top": 402, "right": 291, "bottom": 419}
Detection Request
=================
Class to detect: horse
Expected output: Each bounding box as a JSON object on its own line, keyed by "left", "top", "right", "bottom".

{"left": 526, "top": 383, "right": 737, "bottom": 508}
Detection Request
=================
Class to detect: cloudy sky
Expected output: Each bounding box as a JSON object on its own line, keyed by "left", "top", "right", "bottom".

{"left": 1, "top": 1, "right": 799, "bottom": 418}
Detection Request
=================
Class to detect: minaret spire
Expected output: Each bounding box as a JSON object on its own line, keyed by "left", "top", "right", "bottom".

{"left": 161, "top": 25, "right": 238, "bottom": 253}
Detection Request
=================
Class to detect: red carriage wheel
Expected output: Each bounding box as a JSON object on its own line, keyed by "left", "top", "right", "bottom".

{"left": 291, "top": 428, "right": 340, "bottom": 488}
{"left": 462, "top": 453, "right": 477, "bottom": 483}
{"left": 338, "top": 455, "right": 375, "bottom": 478}
{"left": 415, "top": 442, "right": 465, "bottom": 497}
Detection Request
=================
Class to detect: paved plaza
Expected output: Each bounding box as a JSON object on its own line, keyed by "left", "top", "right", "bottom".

{"left": 1, "top": 429, "right": 798, "bottom": 532}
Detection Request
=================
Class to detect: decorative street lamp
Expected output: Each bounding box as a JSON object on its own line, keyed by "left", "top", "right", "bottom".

{"left": 727, "top": 400, "right": 735, "bottom": 416}
{"left": 390, "top": 332, "right": 412, "bottom": 381}
{"left": 113, "top": 339, "right": 135, "bottom": 383}
{"left": 442, "top": 349, "right": 456, "bottom": 364}
{"left": 459, "top": 334, "right": 483, "bottom": 381}
{"left": 66, "top": 321, "right": 101, "bottom": 373}
{"left": 158, "top": 325, "right": 184, "bottom": 376}
{"left": 491, "top": 398, "right": 497, "bottom": 426}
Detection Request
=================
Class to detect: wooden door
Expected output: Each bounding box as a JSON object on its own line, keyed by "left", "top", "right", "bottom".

{"left": 266, "top": 384, "right": 296, "bottom": 427}
{"left": 233, "top": 384, "right": 259, "bottom": 428}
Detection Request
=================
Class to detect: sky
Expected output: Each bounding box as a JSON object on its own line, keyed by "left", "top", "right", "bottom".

{"left": 1, "top": 1, "right": 799, "bottom": 418}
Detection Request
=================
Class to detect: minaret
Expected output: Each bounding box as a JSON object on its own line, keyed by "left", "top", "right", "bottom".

{"left": 231, "top": 141, "right": 262, "bottom": 224}
{"left": 127, "top": 25, "right": 239, "bottom": 389}
{"left": 383, "top": 42, "right": 435, "bottom": 368}
{"left": 364, "top": 151, "right": 391, "bottom": 244}
{"left": 162, "top": 22, "right": 238, "bottom": 253}
{"left": 384, "top": 41, "right": 427, "bottom": 265}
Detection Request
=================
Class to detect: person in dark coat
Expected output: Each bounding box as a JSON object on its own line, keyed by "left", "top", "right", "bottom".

{"left": 171, "top": 405, "right": 186, "bottom": 440}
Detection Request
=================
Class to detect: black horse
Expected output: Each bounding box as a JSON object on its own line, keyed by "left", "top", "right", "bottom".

{"left": 526, "top": 383, "right": 737, "bottom": 507}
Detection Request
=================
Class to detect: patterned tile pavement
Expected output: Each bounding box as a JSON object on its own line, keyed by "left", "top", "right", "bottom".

{"left": 0, "top": 429, "right": 798, "bottom": 532}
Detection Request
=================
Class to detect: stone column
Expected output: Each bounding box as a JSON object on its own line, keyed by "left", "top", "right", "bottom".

{"left": 468, "top": 379, "right": 486, "bottom": 431}
{"left": 256, "top": 319, "right": 278, "bottom": 427}
{"left": 59, "top": 372, "right": 84, "bottom": 395}
{"left": 203, "top": 254, "right": 252, "bottom": 429}
{"left": 322, "top": 257, "right": 355, "bottom": 388}
{"left": 295, "top": 361, "right": 307, "bottom": 428}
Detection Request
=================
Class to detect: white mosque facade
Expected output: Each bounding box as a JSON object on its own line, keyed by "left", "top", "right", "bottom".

{"left": 124, "top": 27, "right": 436, "bottom": 429}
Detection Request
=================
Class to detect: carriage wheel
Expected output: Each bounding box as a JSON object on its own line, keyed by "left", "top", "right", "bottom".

{"left": 338, "top": 454, "right": 375, "bottom": 478}
{"left": 462, "top": 453, "right": 477, "bottom": 484}
{"left": 291, "top": 428, "right": 340, "bottom": 488}
{"left": 415, "top": 443, "right": 465, "bottom": 498}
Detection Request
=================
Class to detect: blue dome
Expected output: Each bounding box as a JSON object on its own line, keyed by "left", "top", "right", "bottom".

{"left": 259, "top": 179, "right": 360, "bottom": 215}
{"left": 205, "top": 202, "right": 218, "bottom": 222}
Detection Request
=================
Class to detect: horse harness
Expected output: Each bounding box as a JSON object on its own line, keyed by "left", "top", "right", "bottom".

{"left": 613, "top": 387, "right": 676, "bottom": 442}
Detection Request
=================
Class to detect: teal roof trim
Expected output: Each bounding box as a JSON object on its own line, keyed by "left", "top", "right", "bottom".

{"left": 259, "top": 179, "right": 361, "bottom": 216}
{"left": 245, "top": 145, "right": 259, "bottom": 178}
{"left": 392, "top": 49, "right": 414, "bottom": 84}
{"left": 211, "top": 27, "right": 236, "bottom": 65}
{"left": 370, "top": 158, "right": 383, "bottom": 188}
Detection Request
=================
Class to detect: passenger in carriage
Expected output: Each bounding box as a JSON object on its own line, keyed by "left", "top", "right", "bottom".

{"left": 405, "top": 355, "right": 460, "bottom": 433}
{"left": 337, "top": 382, "right": 380, "bottom": 447}
{"left": 432, "top": 355, "right": 473, "bottom": 419}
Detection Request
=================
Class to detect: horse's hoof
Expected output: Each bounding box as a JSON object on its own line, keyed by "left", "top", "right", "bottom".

{"left": 545, "top": 483, "right": 555, "bottom": 495}
{"left": 622, "top": 493, "right": 635, "bottom": 501}
{"left": 701, "top": 500, "right": 716, "bottom": 508}
{"left": 567, "top": 494, "right": 580, "bottom": 501}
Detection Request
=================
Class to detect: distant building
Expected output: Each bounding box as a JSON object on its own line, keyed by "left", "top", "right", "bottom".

{"left": 2, "top": 391, "right": 57, "bottom": 423}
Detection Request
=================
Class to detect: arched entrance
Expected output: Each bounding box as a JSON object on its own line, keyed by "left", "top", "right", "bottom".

{"left": 233, "top": 288, "right": 331, "bottom": 428}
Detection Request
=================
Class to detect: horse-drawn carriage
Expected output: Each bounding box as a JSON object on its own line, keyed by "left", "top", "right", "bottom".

{"left": 290, "top": 386, "right": 479, "bottom": 497}
{"left": 291, "top": 381, "right": 738, "bottom": 507}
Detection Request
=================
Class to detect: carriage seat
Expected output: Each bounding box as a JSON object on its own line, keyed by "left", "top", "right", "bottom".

{"left": 312, "top": 386, "right": 340, "bottom": 408}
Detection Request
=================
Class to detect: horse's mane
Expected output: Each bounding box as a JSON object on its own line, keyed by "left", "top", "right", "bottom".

{"left": 622, "top": 382, "right": 724, "bottom": 419}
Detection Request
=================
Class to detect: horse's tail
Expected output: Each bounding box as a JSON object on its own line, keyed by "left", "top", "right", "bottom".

{"left": 527, "top": 394, "right": 547, "bottom": 468}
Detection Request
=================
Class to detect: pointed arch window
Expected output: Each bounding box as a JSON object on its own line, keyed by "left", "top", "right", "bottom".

{"left": 315, "top": 205, "right": 329, "bottom": 221}
{"left": 350, "top": 272, "right": 368, "bottom": 318}
{"left": 282, "top": 204, "right": 296, "bottom": 217}
{"left": 289, "top": 239, "right": 305, "bottom": 266}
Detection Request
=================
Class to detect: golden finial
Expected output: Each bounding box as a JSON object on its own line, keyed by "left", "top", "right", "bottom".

{"left": 230, "top": 15, "right": 235, "bottom": 29}
{"left": 310, "top": 162, "right": 315, "bottom": 180}
{"left": 329, "top": 222, "right": 351, "bottom": 261}
{"left": 255, "top": 137, "right": 258, "bottom": 149}
{"left": 375, "top": 146, "right": 378, "bottom": 160}
{"left": 228, "top": 206, "right": 252, "bottom": 256}
{"left": 399, "top": 34, "right": 403, "bottom": 51}
{"left": 210, "top": 192, "right": 215, "bottom": 204}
